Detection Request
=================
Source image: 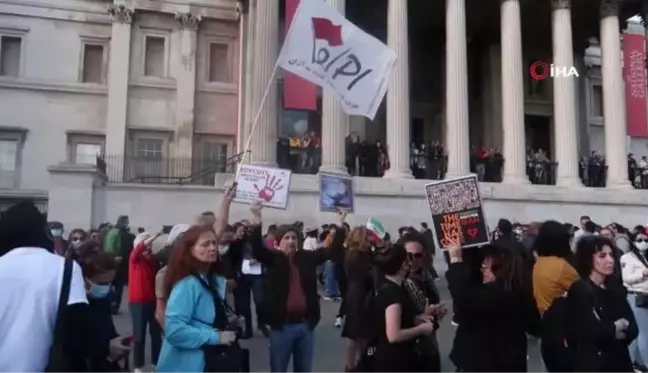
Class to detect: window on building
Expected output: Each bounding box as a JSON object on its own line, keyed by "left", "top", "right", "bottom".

{"left": 0, "top": 36, "right": 22, "bottom": 77}
{"left": 73, "top": 143, "right": 102, "bottom": 164}
{"left": 192, "top": 138, "right": 230, "bottom": 185}
{"left": 82, "top": 44, "right": 105, "bottom": 83}
{"left": 144, "top": 36, "right": 166, "bottom": 77}
{"left": 208, "top": 43, "right": 230, "bottom": 82}
{"left": 0, "top": 138, "right": 19, "bottom": 189}
{"left": 591, "top": 84, "right": 603, "bottom": 117}
{"left": 135, "top": 138, "right": 164, "bottom": 158}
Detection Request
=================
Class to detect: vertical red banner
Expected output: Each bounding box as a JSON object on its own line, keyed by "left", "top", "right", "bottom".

{"left": 283, "top": 0, "right": 317, "bottom": 110}
{"left": 623, "top": 33, "right": 648, "bottom": 138}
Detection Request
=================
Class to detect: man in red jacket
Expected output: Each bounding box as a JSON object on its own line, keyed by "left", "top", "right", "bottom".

{"left": 128, "top": 231, "right": 163, "bottom": 372}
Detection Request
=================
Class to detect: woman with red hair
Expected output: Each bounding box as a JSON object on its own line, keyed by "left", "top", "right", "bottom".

{"left": 156, "top": 188, "right": 240, "bottom": 372}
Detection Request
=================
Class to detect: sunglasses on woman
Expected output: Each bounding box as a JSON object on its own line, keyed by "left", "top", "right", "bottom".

{"left": 407, "top": 252, "right": 424, "bottom": 259}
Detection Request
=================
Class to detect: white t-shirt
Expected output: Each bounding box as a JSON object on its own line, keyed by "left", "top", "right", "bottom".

{"left": 0, "top": 247, "right": 87, "bottom": 371}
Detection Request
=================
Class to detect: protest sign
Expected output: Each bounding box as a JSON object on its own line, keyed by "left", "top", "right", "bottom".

{"left": 424, "top": 174, "right": 489, "bottom": 250}
{"left": 319, "top": 172, "right": 354, "bottom": 213}
{"left": 234, "top": 165, "right": 291, "bottom": 209}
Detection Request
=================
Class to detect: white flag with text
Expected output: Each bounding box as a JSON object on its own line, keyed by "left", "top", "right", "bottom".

{"left": 277, "top": 0, "right": 396, "bottom": 120}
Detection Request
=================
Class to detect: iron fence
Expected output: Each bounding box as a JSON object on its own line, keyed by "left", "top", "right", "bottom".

{"left": 98, "top": 153, "right": 244, "bottom": 185}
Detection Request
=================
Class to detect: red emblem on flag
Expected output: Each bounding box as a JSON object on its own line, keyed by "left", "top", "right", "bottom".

{"left": 312, "top": 17, "right": 343, "bottom": 46}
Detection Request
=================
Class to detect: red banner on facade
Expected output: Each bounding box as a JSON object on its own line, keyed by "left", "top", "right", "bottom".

{"left": 283, "top": 0, "right": 317, "bottom": 110}
{"left": 623, "top": 33, "right": 648, "bottom": 138}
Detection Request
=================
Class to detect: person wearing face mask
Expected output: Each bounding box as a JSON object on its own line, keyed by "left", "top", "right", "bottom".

{"left": 81, "top": 251, "right": 133, "bottom": 371}
{"left": 249, "top": 202, "right": 345, "bottom": 372}
{"left": 49, "top": 221, "right": 68, "bottom": 256}
{"left": 128, "top": 231, "right": 164, "bottom": 372}
{"left": 621, "top": 231, "right": 648, "bottom": 371}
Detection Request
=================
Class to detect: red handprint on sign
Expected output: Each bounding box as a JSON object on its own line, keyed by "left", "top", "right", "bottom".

{"left": 254, "top": 174, "right": 284, "bottom": 202}
{"left": 466, "top": 228, "right": 479, "bottom": 238}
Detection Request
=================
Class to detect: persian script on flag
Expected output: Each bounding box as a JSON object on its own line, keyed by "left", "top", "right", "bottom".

{"left": 277, "top": 0, "right": 396, "bottom": 120}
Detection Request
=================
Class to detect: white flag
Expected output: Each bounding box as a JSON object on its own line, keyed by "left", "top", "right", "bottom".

{"left": 277, "top": 0, "right": 396, "bottom": 120}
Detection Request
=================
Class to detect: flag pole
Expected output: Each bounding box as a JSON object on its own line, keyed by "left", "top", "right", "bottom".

{"left": 236, "top": 0, "right": 307, "bottom": 180}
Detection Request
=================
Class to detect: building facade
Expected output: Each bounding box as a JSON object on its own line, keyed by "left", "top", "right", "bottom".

{"left": 5, "top": 0, "right": 648, "bottom": 233}
{"left": 0, "top": 0, "right": 240, "bottom": 210}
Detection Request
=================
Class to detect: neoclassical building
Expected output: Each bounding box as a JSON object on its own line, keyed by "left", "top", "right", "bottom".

{"left": 4, "top": 0, "right": 648, "bottom": 233}
{"left": 241, "top": 0, "right": 646, "bottom": 188}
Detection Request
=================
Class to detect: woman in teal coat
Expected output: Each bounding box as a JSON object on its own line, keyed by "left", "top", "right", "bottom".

{"left": 156, "top": 224, "right": 238, "bottom": 372}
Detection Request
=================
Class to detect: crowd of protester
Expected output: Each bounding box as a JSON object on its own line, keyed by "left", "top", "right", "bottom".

{"left": 6, "top": 190, "right": 648, "bottom": 372}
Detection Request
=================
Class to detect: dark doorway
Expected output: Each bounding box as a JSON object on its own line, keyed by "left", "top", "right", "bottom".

{"left": 411, "top": 118, "right": 425, "bottom": 146}
{"left": 525, "top": 115, "right": 551, "bottom": 156}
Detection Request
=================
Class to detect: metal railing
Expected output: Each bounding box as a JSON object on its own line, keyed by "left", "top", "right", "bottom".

{"left": 97, "top": 153, "right": 246, "bottom": 185}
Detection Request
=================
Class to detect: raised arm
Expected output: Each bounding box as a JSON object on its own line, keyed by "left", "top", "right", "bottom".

{"left": 312, "top": 209, "right": 348, "bottom": 265}
{"left": 215, "top": 184, "right": 236, "bottom": 238}
{"left": 248, "top": 201, "right": 276, "bottom": 266}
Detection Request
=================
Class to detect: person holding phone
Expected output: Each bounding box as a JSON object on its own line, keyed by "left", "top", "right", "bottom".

{"left": 369, "top": 243, "right": 436, "bottom": 372}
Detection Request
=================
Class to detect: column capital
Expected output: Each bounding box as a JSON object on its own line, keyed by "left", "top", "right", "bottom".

{"left": 175, "top": 12, "right": 202, "bottom": 30}
{"left": 107, "top": 4, "right": 134, "bottom": 24}
{"left": 551, "top": 0, "right": 570, "bottom": 10}
{"left": 600, "top": 0, "right": 621, "bottom": 18}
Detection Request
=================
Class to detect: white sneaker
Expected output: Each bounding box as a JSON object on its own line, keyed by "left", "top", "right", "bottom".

{"left": 335, "top": 316, "right": 342, "bottom": 328}
{"left": 323, "top": 296, "right": 333, "bottom": 301}
{"left": 134, "top": 369, "right": 143, "bottom": 373}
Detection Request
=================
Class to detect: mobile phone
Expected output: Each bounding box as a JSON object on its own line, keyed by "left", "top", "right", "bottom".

{"left": 162, "top": 225, "right": 173, "bottom": 234}
{"left": 121, "top": 335, "right": 133, "bottom": 346}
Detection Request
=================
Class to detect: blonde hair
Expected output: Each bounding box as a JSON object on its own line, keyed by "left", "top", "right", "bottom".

{"left": 345, "top": 226, "right": 370, "bottom": 252}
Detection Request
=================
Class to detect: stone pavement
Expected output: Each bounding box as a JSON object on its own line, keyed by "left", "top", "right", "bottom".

{"left": 113, "top": 257, "right": 544, "bottom": 371}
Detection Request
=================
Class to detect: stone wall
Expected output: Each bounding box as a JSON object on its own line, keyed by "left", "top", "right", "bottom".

{"left": 48, "top": 165, "right": 648, "bottom": 234}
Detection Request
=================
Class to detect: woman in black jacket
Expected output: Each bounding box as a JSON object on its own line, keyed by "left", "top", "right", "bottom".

{"left": 446, "top": 242, "right": 539, "bottom": 372}
{"left": 568, "top": 236, "right": 638, "bottom": 372}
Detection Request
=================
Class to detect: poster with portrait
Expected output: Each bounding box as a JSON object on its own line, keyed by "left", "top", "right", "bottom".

{"left": 233, "top": 165, "right": 292, "bottom": 209}
{"left": 319, "top": 173, "right": 355, "bottom": 213}
{"left": 424, "top": 174, "right": 489, "bottom": 250}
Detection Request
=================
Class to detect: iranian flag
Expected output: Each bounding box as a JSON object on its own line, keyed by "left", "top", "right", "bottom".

{"left": 366, "top": 217, "right": 386, "bottom": 243}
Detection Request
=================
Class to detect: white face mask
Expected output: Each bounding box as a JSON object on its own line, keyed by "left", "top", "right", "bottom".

{"left": 636, "top": 241, "right": 648, "bottom": 252}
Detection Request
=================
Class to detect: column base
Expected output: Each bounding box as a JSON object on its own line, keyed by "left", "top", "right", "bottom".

{"left": 556, "top": 176, "right": 583, "bottom": 188}
{"left": 249, "top": 161, "right": 278, "bottom": 168}
{"left": 502, "top": 174, "right": 530, "bottom": 185}
{"left": 606, "top": 179, "right": 632, "bottom": 189}
{"left": 318, "top": 165, "right": 349, "bottom": 175}
{"left": 444, "top": 170, "right": 472, "bottom": 180}
{"left": 383, "top": 169, "right": 413, "bottom": 179}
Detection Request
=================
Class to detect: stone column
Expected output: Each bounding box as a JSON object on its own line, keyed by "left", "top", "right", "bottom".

{"left": 444, "top": 0, "right": 470, "bottom": 178}
{"left": 105, "top": 5, "right": 134, "bottom": 182}
{"left": 500, "top": 0, "right": 528, "bottom": 184}
{"left": 248, "top": 0, "right": 278, "bottom": 166}
{"left": 383, "top": 0, "right": 412, "bottom": 179}
{"left": 174, "top": 13, "right": 201, "bottom": 162}
{"left": 239, "top": 0, "right": 256, "bottom": 154}
{"left": 552, "top": 0, "right": 582, "bottom": 186}
{"left": 600, "top": 0, "right": 630, "bottom": 187}
{"left": 319, "top": 0, "right": 348, "bottom": 175}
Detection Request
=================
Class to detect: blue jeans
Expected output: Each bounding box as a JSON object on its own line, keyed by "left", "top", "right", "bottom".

{"left": 130, "top": 302, "right": 162, "bottom": 368}
{"left": 269, "top": 322, "right": 314, "bottom": 372}
{"left": 628, "top": 294, "right": 648, "bottom": 365}
{"left": 323, "top": 260, "right": 339, "bottom": 298}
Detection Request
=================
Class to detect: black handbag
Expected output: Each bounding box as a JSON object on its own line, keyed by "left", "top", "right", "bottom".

{"left": 193, "top": 275, "right": 249, "bottom": 372}
{"left": 45, "top": 257, "right": 74, "bottom": 372}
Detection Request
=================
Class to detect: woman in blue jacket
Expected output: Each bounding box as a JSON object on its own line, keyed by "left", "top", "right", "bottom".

{"left": 156, "top": 223, "right": 238, "bottom": 372}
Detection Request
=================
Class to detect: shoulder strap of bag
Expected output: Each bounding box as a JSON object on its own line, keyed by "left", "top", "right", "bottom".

{"left": 45, "top": 256, "right": 74, "bottom": 372}
{"left": 193, "top": 274, "right": 233, "bottom": 328}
